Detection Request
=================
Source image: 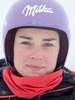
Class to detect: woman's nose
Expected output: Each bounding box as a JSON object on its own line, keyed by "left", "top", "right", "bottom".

{"left": 29, "top": 49, "right": 43, "bottom": 60}
{"left": 30, "top": 54, "right": 43, "bottom": 60}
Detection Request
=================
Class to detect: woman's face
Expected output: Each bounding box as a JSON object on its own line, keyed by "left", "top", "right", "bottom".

{"left": 14, "top": 28, "right": 59, "bottom": 77}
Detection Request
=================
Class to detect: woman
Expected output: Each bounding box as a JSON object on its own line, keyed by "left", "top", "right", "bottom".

{"left": 0, "top": 0, "right": 75, "bottom": 100}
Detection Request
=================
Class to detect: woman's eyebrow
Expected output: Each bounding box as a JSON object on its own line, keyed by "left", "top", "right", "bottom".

{"left": 19, "top": 36, "right": 32, "bottom": 40}
{"left": 19, "top": 36, "right": 57, "bottom": 41}
{"left": 43, "top": 38, "right": 57, "bottom": 42}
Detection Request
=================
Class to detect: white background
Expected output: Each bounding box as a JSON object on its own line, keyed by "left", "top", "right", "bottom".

{"left": 0, "top": 0, "right": 75, "bottom": 70}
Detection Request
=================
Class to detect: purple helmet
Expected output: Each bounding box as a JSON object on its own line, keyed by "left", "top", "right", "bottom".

{"left": 3, "top": 0, "right": 70, "bottom": 69}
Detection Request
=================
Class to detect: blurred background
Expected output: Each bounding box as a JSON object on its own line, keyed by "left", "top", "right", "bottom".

{"left": 0, "top": 0, "right": 75, "bottom": 70}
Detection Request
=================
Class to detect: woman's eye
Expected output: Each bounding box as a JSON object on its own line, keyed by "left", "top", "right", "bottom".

{"left": 21, "top": 41, "right": 32, "bottom": 46}
{"left": 43, "top": 43, "right": 54, "bottom": 47}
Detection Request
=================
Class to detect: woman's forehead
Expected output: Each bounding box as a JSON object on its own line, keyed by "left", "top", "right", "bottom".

{"left": 16, "top": 28, "right": 59, "bottom": 38}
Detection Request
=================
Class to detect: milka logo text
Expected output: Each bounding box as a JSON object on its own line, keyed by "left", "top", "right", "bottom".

{"left": 22, "top": 5, "right": 54, "bottom": 17}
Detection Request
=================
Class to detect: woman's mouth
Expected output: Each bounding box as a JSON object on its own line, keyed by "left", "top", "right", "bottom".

{"left": 26, "top": 64, "right": 44, "bottom": 71}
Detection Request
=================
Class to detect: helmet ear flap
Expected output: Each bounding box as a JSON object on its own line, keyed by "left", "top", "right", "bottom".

{"left": 5, "top": 28, "right": 18, "bottom": 66}
{"left": 55, "top": 30, "right": 69, "bottom": 70}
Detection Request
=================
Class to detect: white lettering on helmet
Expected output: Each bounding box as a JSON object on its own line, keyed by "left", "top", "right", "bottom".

{"left": 22, "top": 5, "right": 54, "bottom": 17}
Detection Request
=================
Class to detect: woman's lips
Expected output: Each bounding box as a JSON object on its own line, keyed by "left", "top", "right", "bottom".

{"left": 26, "top": 64, "right": 44, "bottom": 71}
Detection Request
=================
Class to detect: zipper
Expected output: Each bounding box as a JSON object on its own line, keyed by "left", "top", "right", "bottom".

{"left": 35, "top": 95, "right": 41, "bottom": 100}
{"left": 9, "top": 98, "right": 10, "bottom": 100}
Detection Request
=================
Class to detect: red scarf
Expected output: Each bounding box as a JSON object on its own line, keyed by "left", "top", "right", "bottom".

{"left": 3, "top": 67, "right": 62, "bottom": 99}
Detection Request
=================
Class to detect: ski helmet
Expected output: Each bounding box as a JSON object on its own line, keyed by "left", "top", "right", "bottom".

{"left": 2, "top": 0, "right": 70, "bottom": 69}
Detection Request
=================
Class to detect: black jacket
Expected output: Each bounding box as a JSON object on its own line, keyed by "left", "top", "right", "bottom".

{"left": 0, "top": 67, "right": 75, "bottom": 100}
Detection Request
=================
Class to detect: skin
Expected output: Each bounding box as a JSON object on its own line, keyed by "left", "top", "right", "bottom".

{"left": 14, "top": 28, "right": 60, "bottom": 77}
